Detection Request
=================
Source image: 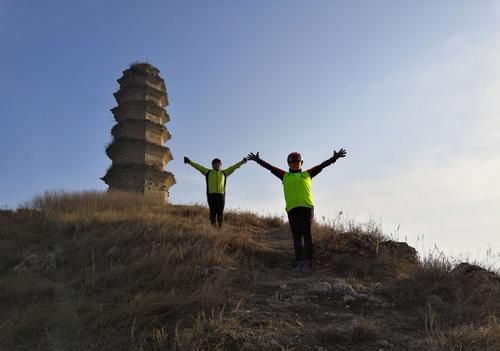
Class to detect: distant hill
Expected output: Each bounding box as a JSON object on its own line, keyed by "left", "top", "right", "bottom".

{"left": 1, "top": 191, "right": 499, "bottom": 351}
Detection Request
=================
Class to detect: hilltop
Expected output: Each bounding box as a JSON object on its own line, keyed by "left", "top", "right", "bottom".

{"left": 1, "top": 191, "right": 499, "bottom": 350}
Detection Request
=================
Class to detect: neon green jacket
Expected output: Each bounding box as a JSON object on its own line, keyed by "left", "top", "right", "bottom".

{"left": 282, "top": 171, "right": 314, "bottom": 211}
{"left": 188, "top": 160, "right": 244, "bottom": 194}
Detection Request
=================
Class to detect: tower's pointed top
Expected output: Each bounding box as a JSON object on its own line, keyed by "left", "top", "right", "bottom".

{"left": 128, "top": 62, "right": 160, "bottom": 76}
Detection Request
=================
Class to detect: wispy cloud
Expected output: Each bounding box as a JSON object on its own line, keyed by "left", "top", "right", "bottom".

{"left": 317, "top": 8, "right": 500, "bottom": 256}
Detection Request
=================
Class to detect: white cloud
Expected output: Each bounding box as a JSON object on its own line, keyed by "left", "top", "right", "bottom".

{"left": 316, "top": 21, "right": 500, "bottom": 257}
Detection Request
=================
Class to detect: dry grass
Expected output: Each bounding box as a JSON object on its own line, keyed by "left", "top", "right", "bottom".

{"left": 2, "top": 190, "right": 500, "bottom": 351}
{"left": 388, "top": 249, "right": 454, "bottom": 307}
{"left": 424, "top": 317, "right": 500, "bottom": 351}
{"left": 383, "top": 247, "right": 500, "bottom": 350}
{"left": 0, "top": 191, "right": 269, "bottom": 351}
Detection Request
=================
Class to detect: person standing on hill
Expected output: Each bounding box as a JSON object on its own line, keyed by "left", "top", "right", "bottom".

{"left": 184, "top": 156, "right": 247, "bottom": 228}
{"left": 247, "top": 149, "right": 347, "bottom": 272}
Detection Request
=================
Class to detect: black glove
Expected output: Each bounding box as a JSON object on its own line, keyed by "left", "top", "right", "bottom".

{"left": 242, "top": 157, "right": 248, "bottom": 164}
{"left": 184, "top": 156, "right": 190, "bottom": 164}
{"left": 332, "top": 148, "right": 347, "bottom": 162}
{"left": 247, "top": 152, "right": 260, "bottom": 162}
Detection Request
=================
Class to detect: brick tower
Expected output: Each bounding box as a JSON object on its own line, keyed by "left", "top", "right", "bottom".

{"left": 102, "top": 63, "right": 175, "bottom": 203}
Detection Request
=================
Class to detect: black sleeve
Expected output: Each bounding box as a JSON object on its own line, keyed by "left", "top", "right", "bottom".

{"left": 307, "top": 158, "right": 335, "bottom": 178}
{"left": 256, "top": 159, "right": 286, "bottom": 181}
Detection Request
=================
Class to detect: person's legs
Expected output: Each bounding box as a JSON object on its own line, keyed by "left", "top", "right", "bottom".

{"left": 302, "top": 208, "right": 314, "bottom": 261}
{"left": 288, "top": 207, "right": 314, "bottom": 272}
{"left": 207, "top": 194, "right": 217, "bottom": 226}
{"left": 287, "top": 208, "right": 304, "bottom": 264}
{"left": 215, "top": 194, "right": 225, "bottom": 228}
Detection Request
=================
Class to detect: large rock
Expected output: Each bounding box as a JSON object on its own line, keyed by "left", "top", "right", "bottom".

{"left": 316, "top": 232, "right": 419, "bottom": 277}
{"left": 451, "top": 263, "right": 500, "bottom": 303}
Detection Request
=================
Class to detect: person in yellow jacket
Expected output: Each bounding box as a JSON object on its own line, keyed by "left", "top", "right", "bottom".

{"left": 247, "top": 149, "right": 347, "bottom": 272}
{"left": 184, "top": 156, "right": 247, "bottom": 228}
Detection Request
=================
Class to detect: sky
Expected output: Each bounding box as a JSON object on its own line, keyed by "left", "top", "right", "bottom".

{"left": 1, "top": 0, "right": 499, "bottom": 259}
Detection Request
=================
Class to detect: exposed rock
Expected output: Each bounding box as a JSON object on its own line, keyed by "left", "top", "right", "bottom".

{"left": 13, "top": 253, "right": 56, "bottom": 275}
{"left": 451, "top": 262, "right": 500, "bottom": 302}
{"left": 331, "top": 279, "right": 358, "bottom": 296}
{"left": 316, "top": 232, "right": 419, "bottom": 277}
{"left": 309, "top": 281, "right": 333, "bottom": 293}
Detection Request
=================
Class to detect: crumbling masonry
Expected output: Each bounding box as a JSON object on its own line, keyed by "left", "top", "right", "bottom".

{"left": 102, "top": 63, "right": 175, "bottom": 203}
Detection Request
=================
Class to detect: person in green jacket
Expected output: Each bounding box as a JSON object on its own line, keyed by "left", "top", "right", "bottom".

{"left": 184, "top": 156, "right": 247, "bottom": 228}
{"left": 247, "top": 149, "right": 347, "bottom": 272}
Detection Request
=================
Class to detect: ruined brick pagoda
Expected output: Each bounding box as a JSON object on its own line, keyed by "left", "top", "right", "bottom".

{"left": 102, "top": 63, "right": 175, "bottom": 203}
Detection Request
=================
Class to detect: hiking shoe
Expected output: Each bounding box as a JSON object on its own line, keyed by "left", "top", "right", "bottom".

{"left": 302, "top": 260, "right": 313, "bottom": 273}
{"left": 294, "top": 261, "right": 304, "bottom": 273}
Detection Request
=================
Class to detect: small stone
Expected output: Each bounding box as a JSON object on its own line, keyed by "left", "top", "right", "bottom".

{"left": 378, "top": 340, "right": 392, "bottom": 348}
{"left": 291, "top": 294, "right": 305, "bottom": 302}
{"left": 13, "top": 253, "right": 56, "bottom": 274}
{"left": 310, "top": 281, "right": 333, "bottom": 293}
{"left": 332, "top": 279, "right": 358, "bottom": 295}
{"left": 343, "top": 294, "right": 356, "bottom": 303}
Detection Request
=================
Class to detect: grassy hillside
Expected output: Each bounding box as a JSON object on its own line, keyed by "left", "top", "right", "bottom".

{"left": 1, "top": 191, "right": 499, "bottom": 350}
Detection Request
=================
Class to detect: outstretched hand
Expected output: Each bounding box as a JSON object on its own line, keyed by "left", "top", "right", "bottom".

{"left": 247, "top": 152, "right": 260, "bottom": 162}
{"left": 333, "top": 148, "right": 347, "bottom": 161}
{"left": 184, "top": 156, "right": 190, "bottom": 164}
{"left": 242, "top": 157, "right": 248, "bottom": 164}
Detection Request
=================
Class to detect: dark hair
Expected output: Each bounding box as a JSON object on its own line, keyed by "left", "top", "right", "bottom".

{"left": 212, "top": 158, "right": 222, "bottom": 164}
{"left": 287, "top": 152, "right": 302, "bottom": 163}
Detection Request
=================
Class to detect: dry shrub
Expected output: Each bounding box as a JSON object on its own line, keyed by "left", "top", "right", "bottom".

{"left": 386, "top": 249, "right": 500, "bottom": 348}
{"left": 386, "top": 249, "right": 454, "bottom": 308}
{"left": 0, "top": 209, "right": 16, "bottom": 223}
{"left": 172, "top": 306, "right": 295, "bottom": 351}
{"left": 172, "top": 307, "right": 243, "bottom": 351}
{"left": 31, "top": 190, "right": 151, "bottom": 214}
{"left": 434, "top": 318, "right": 500, "bottom": 351}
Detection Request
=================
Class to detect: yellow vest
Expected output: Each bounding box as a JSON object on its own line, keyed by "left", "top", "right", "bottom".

{"left": 189, "top": 160, "right": 243, "bottom": 194}
{"left": 282, "top": 171, "right": 314, "bottom": 212}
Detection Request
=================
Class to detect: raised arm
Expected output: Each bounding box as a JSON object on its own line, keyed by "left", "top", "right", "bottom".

{"left": 184, "top": 156, "right": 209, "bottom": 175}
{"left": 223, "top": 157, "right": 247, "bottom": 176}
{"left": 307, "top": 148, "right": 347, "bottom": 178}
{"left": 247, "top": 152, "right": 286, "bottom": 180}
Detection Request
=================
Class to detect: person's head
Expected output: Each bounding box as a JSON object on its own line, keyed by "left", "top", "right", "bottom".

{"left": 287, "top": 152, "right": 303, "bottom": 171}
{"left": 212, "top": 158, "right": 222, "bottom": 170}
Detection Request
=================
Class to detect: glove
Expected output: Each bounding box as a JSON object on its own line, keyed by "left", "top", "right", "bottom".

{"left": 247, "top": 152, "right": 260, "bottom": 161}
{"left": 332, "top": 148, "right": 347, "bottom": 162}
{"left": 184, "top": 156, "right": 190, "bottom": 164}
{"left": 242, "top": 157, "right": 248, "bottom": 164}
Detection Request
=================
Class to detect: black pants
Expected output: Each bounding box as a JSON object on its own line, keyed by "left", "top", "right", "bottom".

{"left": 287, "top": 206, "right": 314, "bottom": 261}
{"left": 207, "top": 193, "right": 225, "bottom": 228}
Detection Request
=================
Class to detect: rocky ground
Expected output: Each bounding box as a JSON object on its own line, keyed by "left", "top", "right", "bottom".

{"left": 174, "top": 225, "right": 500, "bottom": 351}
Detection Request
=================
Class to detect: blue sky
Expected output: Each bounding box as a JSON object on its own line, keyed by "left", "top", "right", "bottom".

{"left": 1, "top": 0, "right": 499, "bottom": 258}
